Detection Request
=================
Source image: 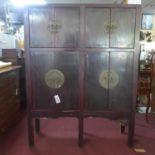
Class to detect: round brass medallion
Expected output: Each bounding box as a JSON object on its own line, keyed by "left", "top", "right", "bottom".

{"left": 45, "top": 69, "right": 64, "bottom": 89}
{"left": 99, "top": 70, "right": 119, "bottom": 89}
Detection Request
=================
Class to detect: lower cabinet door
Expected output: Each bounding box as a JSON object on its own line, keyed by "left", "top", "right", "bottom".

{"left": 85, "top": 52, "right": 109, "bottom": 110}
{"left": 31, "top": 51, "right": 80, "bottom": 111}
{"left": 30, "top": 50, "right": 133, "bottom": 112}
{"left": 109, "top": 52, "right": 133, "bottom": 111}
{"left": 85, "top": 51, "right": 133, "bottom": 112}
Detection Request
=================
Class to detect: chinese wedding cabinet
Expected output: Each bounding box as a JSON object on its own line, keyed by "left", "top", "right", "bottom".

{"left": 24, "top": 4, "right": 141, "bottom": 147}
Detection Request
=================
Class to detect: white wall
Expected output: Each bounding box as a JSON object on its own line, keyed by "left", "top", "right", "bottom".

{"left": 142, "top": 0, "right": 155, "bottom": 13}
{"left": 0, "top": 33, "right": 15, "bottom": 57}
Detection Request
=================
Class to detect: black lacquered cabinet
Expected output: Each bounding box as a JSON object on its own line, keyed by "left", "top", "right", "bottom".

{"left": 25, "top": 4, "right": 141, "bottom": 147}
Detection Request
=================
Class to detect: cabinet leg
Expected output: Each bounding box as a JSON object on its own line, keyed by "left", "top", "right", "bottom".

{"left": 120, "top": 120, "right": 128, "bottom": 133}
{"left": 35, "top": 118, "right": 40, "bottom": 133}
{"left": 128, "top": 114, "right": 135, "bottom": 147}
{"left": 121, "top": 124, "right": 125, "bottom": 133}
{"left": 28, "top": 115, "right": 34, "bottom": 147}
{"left": 146, "top": 93, "right": 151, "bottom": 123}
{"left": 78, "top": 114, "right": 84, "bottom": 147}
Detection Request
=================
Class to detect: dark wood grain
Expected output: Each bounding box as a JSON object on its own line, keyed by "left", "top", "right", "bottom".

{"left": 0, "top": 67, "right": 21, "bottom": 137}
{"left": 25, "top": 4, "right": 141, "bottom": 147}
{"left": 2, "top": 49, "right": 26, "bottom": 108}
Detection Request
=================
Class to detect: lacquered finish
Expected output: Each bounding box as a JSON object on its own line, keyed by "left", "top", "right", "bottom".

{"left": 54, "top": 7, "right": 80, "bottom": 47}
{"left": 85, "top": 52, "right": 108, "bottom": 110}
{"left": 29, "top": 7, "right": 80, "bottom": 48}
{"left": 85, "top": 8, "right": 136, "bottom": 48}
{"left": 110, "top": 8, "right": 136, "bottom": 48}
{"left": 85, "top": 8, "right": 110, "bottom": 48}
{"left": 25, "top": 4, "right": 141, "bottom": 147}
{"left": 109, "top": 52, "right": 133, "bottom": 110}
{"left": 85, "top": 52, "right": 133, "bottom": 111}
{"left": 29, "top": 8, "right": 55, "bottom": 47}
{"left": 31, "top": 51, "right": 80, "bottom": 110}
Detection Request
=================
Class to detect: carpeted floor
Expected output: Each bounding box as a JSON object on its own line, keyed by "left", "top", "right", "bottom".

{"left": 0, "top": 113, "right": 155, "bottom": 155}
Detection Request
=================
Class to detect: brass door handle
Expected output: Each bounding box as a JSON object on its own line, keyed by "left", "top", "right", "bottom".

{"left": 48, "top": 20, "right": 61, "bottom": 34}
{"left": 104, "top": 22, "right": 117, "bottom": 33}
{"left": 110, "top": 23, "right": 117, "bottom": 33}
{"left": 99, "top": 70, "right": 119, "bottom": 89}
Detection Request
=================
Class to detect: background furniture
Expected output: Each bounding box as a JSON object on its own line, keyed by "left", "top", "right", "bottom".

{"left": 137, "top": 50, "right": 155, "bottom": 121}
{"left": 0, "top": 66, "right": 21, "bottom": 137}
{"left": 25, "top": 4, "right": 141, "bottom": 147}
{"left": 2, "top": 49, "right": 26, "bottom": 108}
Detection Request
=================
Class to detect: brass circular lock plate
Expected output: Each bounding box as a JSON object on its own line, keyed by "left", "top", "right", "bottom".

{"left": 99, "top": 70, "right": 119, "bottom": 89}
{"left": 45, "top": 69, "right": 64, "bottom": 89}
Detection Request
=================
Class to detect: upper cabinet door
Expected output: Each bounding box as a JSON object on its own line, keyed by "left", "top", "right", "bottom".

{"left": 29, "top": 8, "right": 55, "bottom": 48}
{"left": 85, "top": 8, "right": 110, "bottom": 48}
{"left": 110, "top": 8, "right": 136, "bottom": 48}
{"left": 55, "top": 7, "right": 80, "bottom": 48}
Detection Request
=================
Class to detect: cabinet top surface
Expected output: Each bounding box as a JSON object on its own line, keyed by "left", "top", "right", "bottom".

{"left": 26, "top": 3, "right": 141, "bottom": 8}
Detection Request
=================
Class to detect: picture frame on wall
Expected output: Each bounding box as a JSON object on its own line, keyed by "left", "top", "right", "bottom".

{"left": 142, "top": 14, "right": 154, "bottom": 30}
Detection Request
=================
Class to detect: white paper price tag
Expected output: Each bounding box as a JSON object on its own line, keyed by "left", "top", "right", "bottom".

{"left": 54, "top": 95, "right": 61, "bottom": 104}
